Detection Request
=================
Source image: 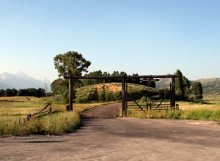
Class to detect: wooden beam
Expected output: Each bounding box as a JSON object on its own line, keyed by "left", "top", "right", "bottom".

{"left": 64, "top": 74, "right": 177, "bottom": 80}
{"left": 140, "top": 78, "right": 160, "bottom": 82}
{"left": 121, "top": 76, "right": 126, "bottom": 117}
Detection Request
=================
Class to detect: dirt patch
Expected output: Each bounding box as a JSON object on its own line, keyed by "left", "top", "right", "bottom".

{"left": 95, "top": 83, "right": 121, "bottom": 93}
{"left": 0, "top": 103, "right": 220, "bottom": 161}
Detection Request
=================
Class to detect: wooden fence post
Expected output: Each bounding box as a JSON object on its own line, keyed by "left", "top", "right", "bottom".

{"left": 170, "top": 76, "right": 176, "bottom": 108}
{"left": 68, "top": 78, "right": 73, "bottom": 111}
{"left": 125, "top": 78, "right": 128, "bottom": 116}
{"left": 121, "top": 75, "right": 127, "bottom": 117}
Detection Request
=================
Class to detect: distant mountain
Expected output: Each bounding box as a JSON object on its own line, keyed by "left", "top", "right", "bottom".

{"left": 197, "top": 78, "right": 220, "bottom": 97}
{"left": 0, "top": 72, "right": 50, "bottom": 90}
{"left": 156, "top": 78, "right": 170, "bottom": 89}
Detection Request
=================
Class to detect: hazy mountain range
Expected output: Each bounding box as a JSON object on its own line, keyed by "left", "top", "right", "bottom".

{"left": 0, "top": 72, "right": 50, "bottom": 90}
{"left": 197, "top": 78, "right": 220, "bottom": 97}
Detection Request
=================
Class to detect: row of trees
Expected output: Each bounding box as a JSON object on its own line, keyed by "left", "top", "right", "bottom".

{"left": 82, "top": 70, "right": 156, "bottom": 88}
{"left": 75, "top": 88, "right": 121, "bottom": 103}
{"left": 0, "top": 88, "right": 46, "bottom": 97}
{"left": 175, "top": 70, "right": 203, "bottom": 100}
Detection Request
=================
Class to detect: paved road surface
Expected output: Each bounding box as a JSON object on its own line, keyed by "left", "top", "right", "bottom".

{"left": 0, "top": 103, "right": 220, "bottom": 161}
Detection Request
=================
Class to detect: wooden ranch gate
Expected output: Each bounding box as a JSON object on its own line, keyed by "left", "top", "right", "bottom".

{"left": 64, "top": 74, "right": 177, "bottom": 117}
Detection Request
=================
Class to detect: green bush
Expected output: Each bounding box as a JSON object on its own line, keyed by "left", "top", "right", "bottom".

{"left": 98, "top": 89, "right": 106, "bottom": 101}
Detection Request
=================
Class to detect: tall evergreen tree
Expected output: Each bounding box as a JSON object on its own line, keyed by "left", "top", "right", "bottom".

{"left": 175, "top": 69, "right": 185, "bottom": 98}
{"left": 191, "top": 82, "right": 203, "bottom": 100}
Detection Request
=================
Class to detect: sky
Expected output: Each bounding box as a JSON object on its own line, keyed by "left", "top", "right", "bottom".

{"left": 0, "top": 0, "right": 220, "bottom": 82}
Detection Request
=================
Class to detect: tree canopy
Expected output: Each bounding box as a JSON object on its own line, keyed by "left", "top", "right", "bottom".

{"left": 52, "top": 51, "right": 91, "bottom": 103}
{"left": 54, "top": 51, "right": 91, "bottom": 77}
{"left": 175, "top": 69, "right": 203, "bottom": 101}
{"left": 191, "top": 82, "right": 203, "bottom": 100}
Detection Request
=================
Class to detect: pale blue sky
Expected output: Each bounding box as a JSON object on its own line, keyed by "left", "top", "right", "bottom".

{"left": 0, "top": 0, "right": 220, "bottom": 81}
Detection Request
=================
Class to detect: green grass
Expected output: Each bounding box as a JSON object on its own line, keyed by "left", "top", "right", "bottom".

{"left": 128, "top": 108, "right": 220, "bottom": 121}
{"left": 0, "top": 96, "right": 105, "bottom": 136}
{"left": 0, "top": 111, "right": 81, "bottom": 135}
{"left": 127, "top": 98, "right": 220, "bottom": 121}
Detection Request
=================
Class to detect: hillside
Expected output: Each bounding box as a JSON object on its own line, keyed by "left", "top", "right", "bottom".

{"left": 75, "top": 83, "right": 159, "bottom": 103}
{"left": 156, "top": 78, "right": 170, "bottom": 89}
{"left": 197, "top": 78, "right": 220, "bottom": 98}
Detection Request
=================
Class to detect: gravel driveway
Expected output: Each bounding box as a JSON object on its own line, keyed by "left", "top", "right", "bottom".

{"left": 0, "top": 103, "right": 220, "bottom": 161}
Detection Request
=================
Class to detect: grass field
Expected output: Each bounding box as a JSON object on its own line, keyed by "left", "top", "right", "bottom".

{"left": 1, "top": 95, "right": 220, "bottom": 136}
{"left": 127, "top": 98, "right": 220, "bottom": 121}
{"left": 0, "top": 96, "right": 105, "bottom": 136}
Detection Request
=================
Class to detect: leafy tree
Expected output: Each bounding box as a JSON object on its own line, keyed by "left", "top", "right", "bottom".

{"left": 87, "top": 89, "right": 99, "bottom": 102}
{"left": 120, "top": 71, "right": 127, "bottom": 76}
{"left": 35, "top": 88, "right": 46, "bottom": 97}
{"left": 183, "top": 77, "right": 191, "bottom": 98}
{"left": 103, "top": 71, "right": 111, "bottom": 83}
{"left": 0, "top": 89, "right": 5, "bottom": 96}
{"left": 111, "top": 71, "right": 122, "bottom": 82}
{"left": 175, "top": 69, "right": 185, "bottom": 98}
{"left": 54, "top": 51, "right": 91, "bottom": 77}
{"left": 53, "top": 51, "right": 91, "bottom": 103}
{"left": 174, "top": 69, "right": 203, "bottom": 101}
{"left": 191, "top": 82, "right": 203, "bottom": 100}
{"left": 17, "top": 88, "right": 46, "bottom": 97}
{"left": 111, "top": 71, "right": 120, "bottom": 76}
{"left": 51, "top": 78, "right": 69, "bottom": 103}
{"left": 98, "top": 87, "right": 106, "bottom": 101}
{"left": 128, "top": 73, "right": 139, "bottom": 84}
{"left": 103, "top": 71, "right": 110, "bottom": 76}
{"left": 5, "top": 88, "right": 18, "bottom": 96}
{"left": 83, "top": 70, "right": 103, "bottom": 86}
{"left": 175, "top": 69, "right": 191, "bottom": 100}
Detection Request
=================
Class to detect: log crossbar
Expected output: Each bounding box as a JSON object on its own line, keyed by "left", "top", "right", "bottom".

{"left": 64, "top": 74, "right": 177, "bottom": 79}
{"left": 64, "top": 74, "right": 177, "bottom": 117}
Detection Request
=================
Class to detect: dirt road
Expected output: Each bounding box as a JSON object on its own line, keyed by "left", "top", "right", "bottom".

{"left": 0, "top": 103, "right": 220, "bottom": 161}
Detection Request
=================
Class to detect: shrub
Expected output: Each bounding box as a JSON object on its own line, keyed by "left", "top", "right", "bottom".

{"left": 98, "top": 89, "right": 106, "bottom": 101}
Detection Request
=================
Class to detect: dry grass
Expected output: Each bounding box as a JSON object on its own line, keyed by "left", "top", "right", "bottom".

{"left": 177, "top": 99, "right": 220, "bottom": 110}
{"left": 95, "top": 83, "right": 121, "bottom": 92}
{"left": 128, "top": 99, "right": 220, "bottom": 121}
{"left": 0, "top": 96, "right": 106, "bottom": 136}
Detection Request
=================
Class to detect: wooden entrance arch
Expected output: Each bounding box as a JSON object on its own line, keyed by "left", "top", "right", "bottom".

{"left": 64, "top": 74, "right": 177, "bottom": 117}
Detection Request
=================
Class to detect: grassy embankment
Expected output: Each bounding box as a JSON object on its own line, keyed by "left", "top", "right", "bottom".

{"left": 0, "top": 96, "right": 104, "bottom": 136}
{"left": 127, "top": 97, "right": 220, "bottom": 121}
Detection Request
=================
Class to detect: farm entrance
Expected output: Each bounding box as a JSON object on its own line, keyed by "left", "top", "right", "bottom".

{"left": 64, "top": 74, "right": 177, "bottom": 117}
